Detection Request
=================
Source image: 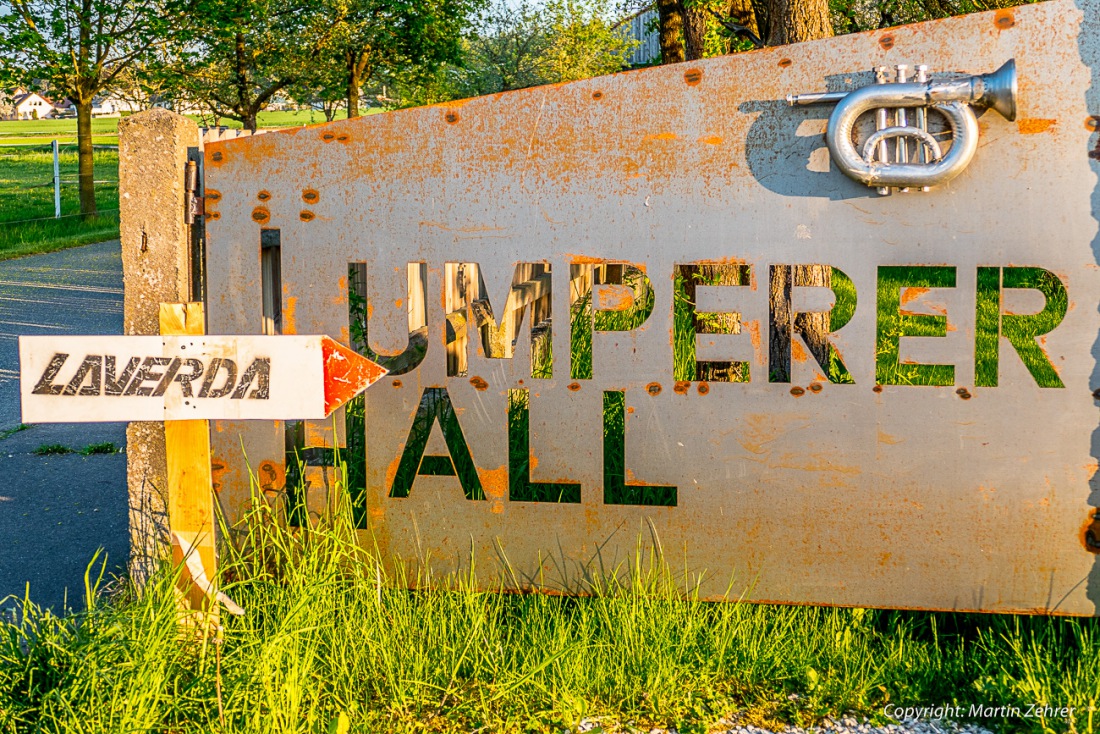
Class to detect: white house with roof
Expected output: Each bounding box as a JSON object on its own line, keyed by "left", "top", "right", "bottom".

{"left": 10, "top": 92, "right": 56, "bottom": 120}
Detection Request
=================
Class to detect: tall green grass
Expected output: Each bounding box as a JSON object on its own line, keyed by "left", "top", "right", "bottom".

{"left": 2, "top": 467, "right": 1099, "bottom": 734}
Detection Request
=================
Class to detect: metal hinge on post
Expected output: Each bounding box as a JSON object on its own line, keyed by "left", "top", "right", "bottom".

{"left": 185, "top": 160, "right": 203, "bottom": 224}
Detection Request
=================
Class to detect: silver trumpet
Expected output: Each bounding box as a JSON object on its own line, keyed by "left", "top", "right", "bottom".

{"left": 787, "top": 59, "right": 1017, "bottom": 193}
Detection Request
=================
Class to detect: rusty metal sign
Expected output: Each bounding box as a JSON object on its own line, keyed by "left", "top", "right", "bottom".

{"left": 202, "top": 0, "right": 1100, "bottom": 615}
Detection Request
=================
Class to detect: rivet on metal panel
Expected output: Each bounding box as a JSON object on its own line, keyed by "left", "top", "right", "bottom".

{"left": 470, "top": 376, "right": 488, "bottom": 391}
{"left": 322, "top": 133, "right": 336, "bottom": 142}
{"left": 567, "top": 382, "right": 580, "bottom": 392}
{"left": 809, "top": 382, "right": 823, "bottom": 393}
{"left": 257, "top": 190, "right": 271, "bottom": 202}
{"left": 673, "top": 381, "right": 690, "bottom": 395}
{"left": 879, "top": 34, "right": 895, "bottom": 50}
{"left": 300, "top": 210, "right": 315, "bottom": 222}
{"left": 790, "top": 386, "right": 805, "bottom": 396}
{"left": 778, "top": 58, "right": 793, "bottom": 68}
{"left": 873, "top": 384, "right": 883, "bottom": 393}
{"left": 646, "top": 382, "right": 661, "bottom": 396}
{"left": 684, "top": 69, "right": 703, "bottom": 86}
{"left": 697, "top": 382, "right": 710, "bottom": 395}
{"left": 592, "top": 91, "right": 603, "bottom": 100}
{"left": 994, "top": 9, "right": 1014, "bottom": 29}
{"left": 251, "top": 207, "right": 270, "bottom": 224}
{"left": 1086, "top": 116, "right": 1100, "bottom": 132}
{"left": 205, "top": 189, "right": 221, "bottom": 202}
{"left": 210, "top": 151, "right": 224, "bottom": 162}
{"left": 207, "top": 211, "right": 221, "bottom": 220}
{"left": 337, "top": 135, "right": 349, "bottom": 142}
{"left": 302, "top": 188, "right": 319, "bottom": 204}
{"left": 445, "top": 111, "right": 460, "bottom": 124}
{"left": 956, "top": 387, "right": 972, "bottom": 400}
{"left": 392, "top": 379, "right": 402, "bottom": 388}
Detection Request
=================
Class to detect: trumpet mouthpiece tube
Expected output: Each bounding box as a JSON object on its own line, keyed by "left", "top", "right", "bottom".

{"left": 786, "top": 91, "right": 848, "bottom": 106}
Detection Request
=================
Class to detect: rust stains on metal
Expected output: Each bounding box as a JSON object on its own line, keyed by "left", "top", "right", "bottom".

{"left": 809, "top": 382, "right": 823, "bottom": 393}
{"left": 322, "top": 132, "right": 336, "bottom": 142}
{"left": 470, "top": 376, "right": 489, "bottom": 391}
{"left": 699, "top": 135, "right": 724, "bottom": 145}
{"left": 257, "top": 190, "right": 271, "bottom": 201}
{"left": 300, "top": 210, "right": 315, "bottom": 222}
{"left": 1087, "top": 116, "right": 1100, "bottom": 132}
{"left": 205, "top": 189, "right": 221, "bottom": 202}
{"left": 644, "top": 132, "right": 680, "bottom": 142}
{"left": 207, "top": 211, "right": 221, "bottom": 220}
{"left": 697, "top": 382, "right": 710, "bottom": 395}
{"left": 302, "top": 188, "right": 319, "bottom": 204}
{"left": 258, "top": 460, "right": 285, "bottom": 492}
{"left": 879, "top": 34, "right": 895, "bottom": 49}
{"left": 567, "top": 382, "right": 581, "bottom": 392}
{"left": 445, "top": 111, "right": 460, "bottom": 124}
{"left": 956, "top": 387, "right": 972, "bottom": 400}
{"left": 873, "top": 385, "right": 883, "bottom": 393}
{"left": 673, "top": 381, "right": 690, "bottom": 395}
{"left": 337, "top": 134, "right": 349, "bottom": 142}
{"left": 778, "top": 58, "right": 793, "bottom": 68}
{"left": 210, "top": 460, "right": 226, "bottom": 493}
{"left": 391, "top": 379, "right": 402, "bottom": 388}
{"left": 209, "top": 149, "right": 225, "bottom": 164}
{"left": 684, "top": 68, "right": 703, "bottom": 86}
{"left": 251, "top": 207, "right": 270, "bottom": 224}
{"left": 790, "top": 386, "right": 806, "bottom": 397}
{"left": 592, "top": 91, "right": 603, "bottom": 100}
{"left": 646, "top": 382, "right": 662, "bottom": 396}
{"left": 994, "top": 8, "right": 1014, "bottom": 28}
{"left": 1018, "top": 119, "right": 1057, "bottom": 134}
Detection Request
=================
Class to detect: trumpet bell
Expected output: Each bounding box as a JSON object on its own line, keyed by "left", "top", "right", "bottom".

{"left": 977, "top": 59, "right": 1017, "bottom": 121}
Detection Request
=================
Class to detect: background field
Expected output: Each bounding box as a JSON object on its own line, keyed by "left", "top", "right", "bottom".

{"left": 0, "top": 110, "right": 386, "bottom": 260}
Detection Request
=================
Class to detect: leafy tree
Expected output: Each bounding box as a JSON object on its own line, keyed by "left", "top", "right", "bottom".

{"left": 0, "top": 0, "right": 172, "bottom": 216}
{"left": 411, "top": 0, "right": 633, "bottom": 102}
{"left": 304, "top": 0, "right": 475, "bottom": 120}
{"left": 167, "top": 0, "right": 336, "bottom": 131}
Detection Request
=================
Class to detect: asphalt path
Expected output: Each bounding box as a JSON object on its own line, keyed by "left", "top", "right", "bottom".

{"left": 0, "top": 241, "right": 128, "bottom": 611}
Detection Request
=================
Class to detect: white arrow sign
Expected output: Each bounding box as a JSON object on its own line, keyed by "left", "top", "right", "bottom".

{"left": 19, "top": 334, "right": 387, "bottom": 423}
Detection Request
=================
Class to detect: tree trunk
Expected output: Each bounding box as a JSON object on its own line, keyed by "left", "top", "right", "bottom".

{"left": 75, "top": 99, "right": 97, "bottom": 218}
{"left": 683, "top": 6, "right": 708, "bottom": 60}
{"left": 765, "top": 0, "right": 833, "bottom": 45}
{"left": 243, "top": 109, "right": 258, "bottom": 132}
{"left": 347, "top": 51, "right": 361, "bottom": 120}
{"left": 656, "top": 0, "right": 685, "bottom": 64}
{"left": 728, "top": 0, "right": 760, "bottom": 42}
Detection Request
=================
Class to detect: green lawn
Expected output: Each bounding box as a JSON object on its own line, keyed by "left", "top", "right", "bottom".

{"left": 0, "top": 144, "right": 119, "bottom": 259}
{"left": 0, "top": 108, "right": 384, "bottom": 145}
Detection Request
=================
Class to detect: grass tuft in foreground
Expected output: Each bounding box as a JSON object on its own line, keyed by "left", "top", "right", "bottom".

{"left": 1, "top": 473, "right": 1099, "bottom": 733}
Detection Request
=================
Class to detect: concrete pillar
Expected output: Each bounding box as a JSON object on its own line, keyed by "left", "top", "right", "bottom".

{"left": 118, "top": 109, "right": 200, "bottom": 584}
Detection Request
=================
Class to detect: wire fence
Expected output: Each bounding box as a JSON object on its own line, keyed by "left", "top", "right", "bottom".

{"left": 0, "top": 139, "right": 120, "bottom": 228}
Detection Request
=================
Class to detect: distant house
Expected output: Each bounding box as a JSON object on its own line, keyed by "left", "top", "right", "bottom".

{"left": 11, "top": 92, "right": 56, "bottom": 120}
{"left": 52, "top": 98, "right": 76, "bottom": 117}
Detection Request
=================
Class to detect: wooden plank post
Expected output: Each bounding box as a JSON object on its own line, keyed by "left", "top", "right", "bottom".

{"left": 160, "top": 302, "right": 219, "bottom": 617}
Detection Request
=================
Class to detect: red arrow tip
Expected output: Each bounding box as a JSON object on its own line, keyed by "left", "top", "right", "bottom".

{"left": 320, "top": 337, "right": 388, "bottom": 416}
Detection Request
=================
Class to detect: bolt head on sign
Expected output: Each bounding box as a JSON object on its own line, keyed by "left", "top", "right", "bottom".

{"left": 18, "top": 335, "right": 386, "bottom": 423}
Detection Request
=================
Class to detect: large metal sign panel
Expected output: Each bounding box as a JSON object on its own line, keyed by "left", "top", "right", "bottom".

{"left": 203, "top": 0, "right": 1100, "bottom": 614}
